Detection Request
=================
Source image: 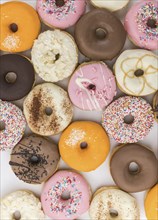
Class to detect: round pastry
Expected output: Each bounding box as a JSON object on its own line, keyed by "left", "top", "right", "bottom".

{"left": 124, "top": 0, "right": 158, "bottom": 50}
{"left": 31, "top": 30, "right": 78, "bottom": 82}
{"left": 90, "top": 0, "right": 129, "bottom": 12}
{"left": 0, "top": 100, "right": 26, "bottom": 151}
{"left": 102, "top": 96, "right": 154, "bottom": 143}
{"left": 114, "top": 49, "right": 158, "bottom": 96}
{"left": 153, "top": 91, "right": 158, "bottom": 122}
{"left": 110, "top": 144, "right": 158, "bottom": 193}
{"left": 23, "top": 83, "right": 73, "bottom": 136}
{"left": 41, "top": 170, "right": 91, "bottom": 220}
{"left": 75, "top": 9, "right": 126, "bottom": 60}
{"left": 37, "top": 0, "right": 86, "bottom": 29}
{"left": 1, "top": 190, "right": 45, "bottom": 219}
{"left": 89, "top": 187, "right": 139, "bottom": 220}
{"left": 145, "top": 184, "right": 158, "bottom": 220}
{"left": 9, "top": 135, "right": 60, "bottom": 184}
{"left": 0, "top": 1, "right": 40, "bottom": 52}
{"left": 0, "top": 54, "right": 35, "bottom": 101}
{"left": 68, "top": 62, "right": 116, "bottom": 111}
{"left": 59, "top": 121, "right": 110, "bottom": 171}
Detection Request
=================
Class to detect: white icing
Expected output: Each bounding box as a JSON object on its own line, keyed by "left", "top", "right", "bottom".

{"left": 91, "top": 0, "right": 129, "bottom": 11}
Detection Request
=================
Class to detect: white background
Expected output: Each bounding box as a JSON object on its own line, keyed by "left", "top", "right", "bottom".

{"left": 0, "top": 0, "right": 158, "bottom": 219}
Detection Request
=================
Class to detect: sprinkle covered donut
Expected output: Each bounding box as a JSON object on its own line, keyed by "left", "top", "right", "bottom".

{"left": 0, "top": 100, "right": 26, "bottom": 151}
{"left": 41, "top": 170, "right": 91, "bottom": 220}
{"left": 125, "top": 0, "right": 158, "bottom": 50}
{"left": 37, "top": 0, "right": 86, "bottom": 29}
{"left": 102, "top": 96, "right": 154, "bottom": 143}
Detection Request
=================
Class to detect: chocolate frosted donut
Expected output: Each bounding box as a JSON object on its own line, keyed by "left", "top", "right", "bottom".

{"left": 110, "top": 144, "right": 158, "bottom": 193}
{"left": 75, "top": 9, "right": 126, "bottom": 60}
{"left": 0, "top": 54, "right": 35, "bottom": 101}
{"left": 9, "top": 135, "right": 60, "bottom": 184}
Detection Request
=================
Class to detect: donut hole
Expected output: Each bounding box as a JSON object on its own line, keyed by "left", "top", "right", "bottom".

{"left": 124, "top": 114, "right": 134, "bottom": 124}
{"left": 134, "top": 69, "right": 144, "bottom": 77}
{"left": 87, "top": 84, "right": 96, "bottom": 91}
{"left": 12, "top": 211, "right": 21, "bottom": 220}
{"left": 55, "top": 0, "right": 65, "bottom": 7}
{"left": 45, "top": 107, "right": 53, "bottom": 116}
{"left": 147, "top": 18, "right": 157, "bottom": 28}
{"left": 55, "top": 53, "right": 60, "bottom": 61}
{"left": 9, "top": 23, "right": 18, "bottom": 33}
{"left": 95, "top": 28, "right": 107, "bottom": 40}
{"left": 128, "top": 162, "right": 140, "bottom": 175}
{"left": 5, "top": 72, "right": 17, "bottom": 84}
{"left": 0, "top": 121, "right": 5, "bottom": 131}
{"left": 109, "top": 209, "right": 118, "bottom": 218}
{"left": 80, "top": 142, "right": 88, "bottom": 150}
{"left": 29, "top": 155, "right": 41, "bottom": 165}
{"left": 61, "top": 191, "right": 71, "bottom": 200}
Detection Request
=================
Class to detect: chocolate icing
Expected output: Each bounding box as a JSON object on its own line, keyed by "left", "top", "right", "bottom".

{"left": 0, "top": 54, "right": 35, "bottom": 101}
{"left": 75, "top": 9, "right": 126, "bottom": 60}
{"left": 110, "top": 144, "right": 158, "bottom": 193}
{"left": 9, "top": 135, "right": 60, "bottom": 184}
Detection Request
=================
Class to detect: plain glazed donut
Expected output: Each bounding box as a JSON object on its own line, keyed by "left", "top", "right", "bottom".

{"left": 0, "top": 190, "right": 45, "bottom": 219}
{"left": 0, "top": 100, "right": 26, "bottom": 151}
{"left": 9, "top": 135, "right": 60, "bottom": 184}
{"left": 0, "top": 54, "right": 35, "bottom": 101}
{"left": 75, "top": 9, "right": 126, "bottom": 60}
{"left": 102, "top": 96, "right": 154, "bottom": 143}
{"left": 89, "top": 187, "right": 139, "bottom": 220}
{"left": 41, "top": 170, "right": 91, "bottom": 220}
{"left": 110, "top": 144, "right": 158, "bottom": 193}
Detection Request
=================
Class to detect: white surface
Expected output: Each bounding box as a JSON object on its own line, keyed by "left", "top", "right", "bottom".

{"left": 0, "top": 0, "right": 158, "bottom": 220}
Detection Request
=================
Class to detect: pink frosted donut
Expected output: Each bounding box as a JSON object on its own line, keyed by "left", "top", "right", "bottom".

{"left": 41, "top": 170, "right": 91, "bottom": 220}
{"left": 37, "top": 0, "right": 86, "bottom": 29}
{"left": 124, "top": 0, "right": 158, "bottom": 50}
{"left": 68, "top": 62, "right": 117, "bottom": 111}
{"left": 102, "top": 96, "right": 154, "bottom": 143}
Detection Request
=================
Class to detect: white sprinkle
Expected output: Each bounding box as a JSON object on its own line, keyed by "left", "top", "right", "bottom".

{"left": 65, "top": 129, "right": 86, "bottom": 146}
{"left": 2, "top": 35, "right": 20, "bottom": 50}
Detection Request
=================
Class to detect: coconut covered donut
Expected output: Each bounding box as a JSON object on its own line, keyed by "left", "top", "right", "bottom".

{"left": 114, "top": 49, "right": 158, "bottom": 96}
{"left": 31, "top": 30, "right": 78, "bottom": 82}
{"left": 0, "top": 190, "right": 45, "bottom": 219}
{"left": 89, "top": 187, "right": 139, "bottom": 220}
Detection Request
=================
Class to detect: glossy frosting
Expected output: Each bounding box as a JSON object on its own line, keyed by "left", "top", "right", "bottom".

{"left": 91, "top": 0, "right": 129, "bottom": 11}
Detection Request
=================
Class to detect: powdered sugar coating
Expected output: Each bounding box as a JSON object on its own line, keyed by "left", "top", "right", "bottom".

{"left": 102, "top": 96, "right": 154, "bottom": 143}
{"left": 0, "top": 100, "right": 26, "bottom": 151}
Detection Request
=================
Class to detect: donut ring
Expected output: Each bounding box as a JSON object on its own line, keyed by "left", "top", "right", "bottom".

{"left": 153, "top": 91, "right": 158, "bottom": 123}
{"left": 1, "top": 190, "right": 45, "bottom": 219}
{"left": 75, "top": 9, "right": 126, "bottom": 60}
{"left": 102, "top": 96, "right": 154, "bottom": 143}
{"left": 0, "top": 54, "right": 35, "bottom": 101}
{"left": 0, "top": 100, "right": 26, "bottom": 151}
{"left": 110, "top": 144, "right": 158, "bottom": 193}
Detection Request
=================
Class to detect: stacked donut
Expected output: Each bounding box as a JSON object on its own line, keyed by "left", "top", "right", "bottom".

{"left": 0, "top": 0, "right": 157, "bottom": 220}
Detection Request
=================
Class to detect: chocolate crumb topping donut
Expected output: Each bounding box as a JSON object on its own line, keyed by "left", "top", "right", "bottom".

{"left": 9, "top": 135, "right": 60, "bottom": 184}
{"left": 75, "top": 9, "right": 126, "bottom": 60}
{"left": 153, "top": 91, "right": 158, "bottom": 123}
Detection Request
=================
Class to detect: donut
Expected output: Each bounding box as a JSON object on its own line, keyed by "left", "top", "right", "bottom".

{"left": 0, "top": 1, "right": 40, "bottom": 52}
{"left": 75, "top": 9, "right": 126, "bottom": 60}
{"left": 37, "top": 0, "right": 86, "bottom": 29}
{"left": 110, "top": 144, "right": 158, "bottom": 193}
{"left": 145, "top": 184, "right": 158, "bottom": 220}
{"left": 124, "top": 0, "right": 158, "bottom": 50}
{"left": 31, "top": 30, "right": 78, "bottom": 82}
{"left": 1, "top": 190, "right": 45, "bottom": 219}
{"left": 23, "top": 83, "right": 73, "bottom": 136}
{"left": 0, "top": 100, "right": 26, "bottom": 151}
{"left": 9, "top": 135, "right": 60, "bottom": 184}
{"left": 90, "top": 0, "right": 129, "bottom": 12}
{"left": 102, "top": 96, "right": 154, "bottom": 143}
{"left": 114, "top": 49, "right": 158, "bottom": 96}
{"left": 89, "top": 187, "right": 139, "bottom": 220}
{"left": 59, "top": 121, "right": 110, "bottom": 171}
{"left": 0, "top": 54, "right": 35, "bottom": 101}
{"left": 41, "top": 170, "right": 91, "bottom": 220}
{"left": 68, "top": 62, "right": 117, "bottom": 111}
{"left": 153, "top": 91, "right": 158, "bottom": 122}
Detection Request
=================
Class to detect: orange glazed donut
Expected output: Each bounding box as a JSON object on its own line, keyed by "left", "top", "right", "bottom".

{"left": 0, "top": 1, "right": 40, "bottom": 52}
{"left": 59, "top": 121, "right": 110, "bottom": 172}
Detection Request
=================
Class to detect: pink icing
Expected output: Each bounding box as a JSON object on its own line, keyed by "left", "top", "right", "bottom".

{"left": 37, "top": 0, "right": 86, "bottom": 29}
{"left": 124, "top": 0, "right": 158, "bottom": 50}
{"left": 41, "top": 170, "right": 90, "bottom": 220}
{"left": 68, "top": 62, "right": 117, "bottom": 111}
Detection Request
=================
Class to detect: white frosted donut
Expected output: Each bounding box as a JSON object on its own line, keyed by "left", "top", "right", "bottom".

{"left": 114, "top": 49, "right": 158, "bottom": 96}
{"left": 90, "top": 0, "right": 129, "bottom": 11}
{"left": 89, "top": 187, "right": 139, "bottom": 220}
{"left": 0, "top": 190, "right": 45, "bottom": 219}
{"left": 31, "top": 30, "right": 78, "bottom": 82}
